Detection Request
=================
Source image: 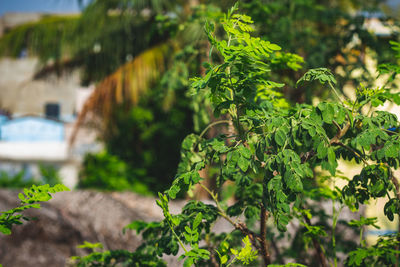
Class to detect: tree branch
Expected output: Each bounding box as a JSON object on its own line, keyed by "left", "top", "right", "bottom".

{"left": 330, "top": 121, "right": 350, "bottom": 144}
{"left": 391, "top": 175, "right": 400, "bottom": 201}
{"left": 332, "top": 141, "right": 368, "bottom": 165}
{"left": 391, "top": 175, "right": 400, "bottom": 267}
{"left": 199, "top": 183, "right": 265, "bottom": 254}
{"left": 301, "top": 120, "right": 352, "bottom": 163}
{"left": 260, "top": 205, "right": 271, "bottom": 266}
{"left": 199, "top": 120, "right": 231, "bottom": 139}
{"left": 303, "top": 215, "right": 328, "bottom": 267}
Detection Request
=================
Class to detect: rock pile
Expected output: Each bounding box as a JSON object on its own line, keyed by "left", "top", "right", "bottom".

{"left": 0, "top": 189, "right": 184, "bottom": 266}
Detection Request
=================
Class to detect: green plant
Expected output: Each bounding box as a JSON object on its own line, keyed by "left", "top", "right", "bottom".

{"left": 39, "top": 164, "right": 63, "bottom": 186}
{"left": 69, "top": 241, "right": 167, "bottom": 267}
{"left": 0, "top": 164, "right": 63, "bottom": 188}
{"left": 74, "top": 4, "right": 400, "bottom": 267}
{"left": 0, "top": 184, "right": 70, "bottom": 235}
{"left": 78, "top": 150, "right": 153, "bottom": 195}
{"left": 0, "top": 170, "right": 35, "bottom": 188}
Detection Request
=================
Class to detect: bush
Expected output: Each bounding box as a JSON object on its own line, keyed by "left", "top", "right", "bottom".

{"left": 0, "top": 164, "right": 62, "bottom": 188}
{"left": 72, "top": 5, "right": 400, "bottom": 266}
{"left": 78, "top": 151, "right": 153, "bottom": 195}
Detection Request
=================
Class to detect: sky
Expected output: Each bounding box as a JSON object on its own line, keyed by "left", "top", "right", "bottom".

{"left": 0, "top": 0, "right": 90, "bottom": 16}
{"left": 1, "top": 0, "right": 400, "bottom": 17}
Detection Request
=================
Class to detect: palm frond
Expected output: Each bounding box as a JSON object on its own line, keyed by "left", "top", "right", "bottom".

{"left": 0, "top": 15, "right": 79, "bottom": 62}
{"left": 70, "top": 42, "right": 174, "bottom": 144}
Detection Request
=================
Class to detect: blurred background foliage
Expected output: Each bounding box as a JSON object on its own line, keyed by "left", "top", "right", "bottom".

{"left": 0, "top": 0, "right": 399, "bottom": 194}
{"left": 0, "top": 164, "right": 62, "bottom": 188}
{"left": 242, "top": 0, "right": 396, "bottom": 103}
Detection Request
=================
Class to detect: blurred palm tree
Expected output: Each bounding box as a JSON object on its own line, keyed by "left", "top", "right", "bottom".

{"left": 0, "top": 0, "right": 225, "bottom": 134}
{"left": 0, "top": 0, "right": 229, "bottom": 193}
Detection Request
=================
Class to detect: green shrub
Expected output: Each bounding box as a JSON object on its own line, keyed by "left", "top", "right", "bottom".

{"left": 73, "top": 5, "right": 400, "bottom": 266}
{"left": 0, "top": 164, "right": 62, "bottom": 188}
{"left": 78, "top": 151, "right": 153, "bottom": 195}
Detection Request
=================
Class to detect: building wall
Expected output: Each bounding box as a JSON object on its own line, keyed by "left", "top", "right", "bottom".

{"left": 0, "top": 58, "right": 83, "bottom": 120}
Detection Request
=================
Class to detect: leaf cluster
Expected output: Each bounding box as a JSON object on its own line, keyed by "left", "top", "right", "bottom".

{"left": 0, "top": 184, "right": 69, "bottom": 235}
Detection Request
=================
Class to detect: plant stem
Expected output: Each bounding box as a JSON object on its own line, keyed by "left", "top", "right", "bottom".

{"left": 199, "top": 120, "right": 231, "bottom": 139}
{"left": 360, "top": 228, "right": 364, "bottom": 247}
{"left": 199, "top": 183, "right": 236, "bottom": 227}
{"left": 390, "top": 175, "right": 400, "bottom": 267}
{"left": 226, "top": 256, "right": 237, "bottom": 267}
{"left": 260, "top": 205, "right": 271, "bottom": 266}
{"left": 304, "top": 215, "right": 328, "bottom": 267}
{"left": 382, "top": 128, "right": 400, "bottom": 135}
{"left": 166, "top": 220, "right": 188, "bottom": 254}
{"left": 199, "top": 182, "right": 261, "bottom": 250}
{"left": 331, "top": 200, "right": 343, "bottom": 267}
{"left": 328, "top": 81, "right": 345, "bottom": 105}
{"left": 332, "top": 202, "right": 337, "bottom": 267}
{"left": 333, "top": 141, "right": 368, "bottom": 165}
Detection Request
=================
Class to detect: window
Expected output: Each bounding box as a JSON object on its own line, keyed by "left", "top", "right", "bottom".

{"left": 45, "top": 103, "right": 60, "bottom": 120}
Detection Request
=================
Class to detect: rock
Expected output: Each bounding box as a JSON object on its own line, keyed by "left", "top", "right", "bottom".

{"left": 0, "top": 189, "right": 184, "bottom": 267}
{"left": 0, "top": 189, "right": 363, "bottom": 267}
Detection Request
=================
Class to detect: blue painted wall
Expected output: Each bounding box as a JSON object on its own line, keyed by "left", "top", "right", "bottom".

{"left": 0, "top": 115, "right": 8, "bottom": 125}
{"left": 0, "top": 116, "right": 64, "bottom": 142}
{"left": 0, "top": 115, "right": 9, "bottom": 138}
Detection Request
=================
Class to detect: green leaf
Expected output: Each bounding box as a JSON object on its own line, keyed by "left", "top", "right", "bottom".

{"left": 268, "top": 43, "right": 281, "bottom": 51}
{"left": 171, "top": 217, "right": 180, "bottom": 226}
{"left": 317, "top": 142, "right": 328, "bottom": 159}
{"left": 182, "top": 134, "right": 198, "bottom": 150}
{"left": 77, "top": 241, "right": 103, "bottom": 249}
{"left": 385, "top": 143, "right": 398, "bottom": 158}
{"left": 185, "top": 226, "right": 193, "bottom": 234}
{"left": 183, "top": 257, "right": 194, "bottom": 267}
{"left": 285, "top": 173, "right": 303, "bottom": 193}
{"left": 240, "top": 146, "right": 252, "bottom": 159}
{"left": 123, "top": 220, "right": 160, "bottom": 234}
{"left": 193, "top": 212, "right": 202, "bottom": 229}
{"left": 322, "top": 104, "right": 334, "bottom": 124}
{"left": 238, "top": 156, "right": 250, "bottom": 172}
{"left": 327, "top": 148, "right": 336, "bottom": 164}
{"left": 0, "top": 225, "right": 11, "bottom": 235}
{"left": 168, "top": 185, "right": 180, "bottom": 199}
{"left": 296, "top": 68, "right": 336, "bottom": 87}
{"left": 268, "top": 175, "right": 282, "bottom": 191}
{"left": 220, "top": 255, "right": 228, "bottom": 264}
{"left": 275, "top": 129, "right": 286, "bottom": 146}
{"left": 18, "top": 193, "right": 26, "bottom": 202}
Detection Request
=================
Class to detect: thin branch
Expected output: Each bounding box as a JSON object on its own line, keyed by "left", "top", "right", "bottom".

{"left": 330, "top": 121, "right": 351, "bottom": 144}
{"left": 204, "top": 235, "right": 219, "bottom": 267}
{"left": 300, "top": 119, "right": 352, "bottom": 163}
{"left": 198, "top": 183, "right": 261, "bottom": 250}
{"left": 199, "top": 120, "right": 231, "bottom": 139}
{"left": 303, "top": 215, "right": 328, "bottom": 267}
{"left": 391, "top": 175, "right": 400, "bottom": 201}
{"left": 332, "top": 120, "right": 341, "bottom": 133}
{"left": 392, "top": 175, "right": 400, "bottom": 267}
{"left": 328, "top": 81, "right": 345, "bottom": 105}
{"left": 333, "top": 141, "right": 368, "bottom": 165}
{"left": 199, "top": 183, "right": 235, "bottom": 226}
{"left": 382, "top": 128, "right": 400, "bottom": 136}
